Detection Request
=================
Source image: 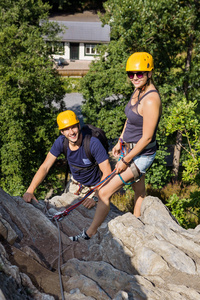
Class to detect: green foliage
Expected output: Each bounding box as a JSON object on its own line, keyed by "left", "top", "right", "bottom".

{"left": 36, "top": 160, "right": 66, "bottom": 199}
{"left": 61, "top": 77, "right": 82, "bottom": 93}
{"left": 165, "top": 98, "right": 200, "bottom": 183}
{"left": 111, "top": 189, "right": 134, "bottom": 213}
{"left": 145, "top": 133, "right": 172, "bottom": 189}
{"left": 43, "top": 0, "right": 106, "bottom": 13}
{"left": 80, "top": 0, "right": 200, "bottom": 188}
{"left": 166, "top": 192, "right": 200, "bottom": 229}
{"left": 159, "top": 182, "right": 200, "bottom": 228}
{"left": 81, "top": 40, "right": 132, "bottom": 138}
{"left": 0, "top": 0, "right": 66, "bottom": 196}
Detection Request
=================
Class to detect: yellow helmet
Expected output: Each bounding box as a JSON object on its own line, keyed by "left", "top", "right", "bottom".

{"left": 57, "top": 110, "right": 79, "bottom": 130}
{"left": 126, "top": 52, "right": 154, "bottom": 72}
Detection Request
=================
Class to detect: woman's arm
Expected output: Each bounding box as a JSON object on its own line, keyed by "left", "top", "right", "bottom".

{"left": 116, "top": 93, "right": 161, "bottom": 172}
{"left": 112, "top": 120, "right": 128, "bottom": 157}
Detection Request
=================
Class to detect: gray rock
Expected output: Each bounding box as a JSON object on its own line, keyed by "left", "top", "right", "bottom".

{"left": 0, "top": 187, "right": 200, "bottom": 300}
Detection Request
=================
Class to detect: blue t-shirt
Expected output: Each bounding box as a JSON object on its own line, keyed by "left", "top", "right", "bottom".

{"left": 50, "top": 135, "right": 109, "bottom": 186}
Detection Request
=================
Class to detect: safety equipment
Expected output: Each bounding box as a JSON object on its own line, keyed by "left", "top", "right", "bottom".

{"left": 126, "top": 52, "right": 154, "bottom": 72}
{"left": 57, "top": 110, "right": 79, "bottom": 130}
{"left": 52, "top": 169, "right": 117, "bottom": 221}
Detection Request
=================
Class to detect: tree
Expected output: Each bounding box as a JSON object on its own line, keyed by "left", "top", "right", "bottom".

{"left": 0, "top": 0, "right": 66, "bottom": 196}
{"left": 42, "top": 0, "right": 106, "bottom": 13}
{"left": 165, "top": 98, "right": 200, "bottom": 184}
{"left": 81, "top": 0, "right": 200, "bottom": 187}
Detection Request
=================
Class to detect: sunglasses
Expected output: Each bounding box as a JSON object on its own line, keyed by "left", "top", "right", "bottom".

{"left": 127, "top": 71, "right": 146, "bottom": 79}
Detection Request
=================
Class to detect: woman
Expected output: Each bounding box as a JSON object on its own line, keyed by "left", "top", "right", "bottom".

{"left": 70, "top": 52, "right": 162, "bottom": 241}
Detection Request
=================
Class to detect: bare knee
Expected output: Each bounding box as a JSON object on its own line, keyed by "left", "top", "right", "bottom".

{"left": 98, "top": 188, "right": 110, "bottom": 203}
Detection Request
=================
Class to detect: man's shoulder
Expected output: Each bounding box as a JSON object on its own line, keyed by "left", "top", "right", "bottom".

{"left": 88, "top": 136, "right": 103, "bottom": 148}
{"left": 55, "top": 134, "right": 65, "bottom": 143}
{"left": 89, "top": 136, "right": 109, "bottom": 158}
{"left": 50, "top": 135, "right": 65, "bottom": 157}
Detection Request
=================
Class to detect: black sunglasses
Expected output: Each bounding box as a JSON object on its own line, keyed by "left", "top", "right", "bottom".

{"left": 127, "top": 71, "right": 146, "bottom": 79}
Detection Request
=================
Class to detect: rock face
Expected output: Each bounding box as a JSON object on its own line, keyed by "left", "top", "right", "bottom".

{"left": 0, "top": 187, "right": 200, "bottom": 299}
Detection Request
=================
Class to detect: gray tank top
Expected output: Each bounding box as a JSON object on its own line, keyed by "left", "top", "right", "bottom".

{"left": 123, "top": 89, "right": 160, "bottom": 155}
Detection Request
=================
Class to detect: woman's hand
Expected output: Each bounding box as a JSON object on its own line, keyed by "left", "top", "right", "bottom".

{"left": 115, "top": 159, "right": 128, "bottom": 174}
{"left": 112, "top": 141, "right": 121, "bottom": 157}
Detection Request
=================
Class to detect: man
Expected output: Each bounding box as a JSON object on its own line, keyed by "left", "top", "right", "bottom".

{"left": 23, "top": 110, "right": 111, "bottom": 208}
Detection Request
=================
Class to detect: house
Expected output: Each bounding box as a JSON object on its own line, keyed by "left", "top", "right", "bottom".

{"left": 49, "top": 11, "right": 110, "bottom": 76}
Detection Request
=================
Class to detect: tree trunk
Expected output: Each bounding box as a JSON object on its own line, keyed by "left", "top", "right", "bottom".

{"left": 172, "top": 35, "right": 193, "bottom": 183}
{"left": 172, "top": 130, "right": 182, "bottom": 183}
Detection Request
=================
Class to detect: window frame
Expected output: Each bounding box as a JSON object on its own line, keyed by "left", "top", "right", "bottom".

{"left": 84, "top": 44, "right": 99, "bottom": 56}
{"left": 47, "top": 41, "right": 65, "bottom": 55}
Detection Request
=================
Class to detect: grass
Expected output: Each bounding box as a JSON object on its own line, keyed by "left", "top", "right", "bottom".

{"left": 111, "top": 188, "right": 134, "bottom": 213}
{"left": 61, "top": 77, "right": 82, "bottom": 93}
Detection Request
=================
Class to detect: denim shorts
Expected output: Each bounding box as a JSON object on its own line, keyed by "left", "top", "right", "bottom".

{"left": 132, "top": 152, "right": 156, "bottom": 174}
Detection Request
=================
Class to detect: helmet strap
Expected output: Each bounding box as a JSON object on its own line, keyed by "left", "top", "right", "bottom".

{"left": 137, "top": 72, "right": 151, "bottom": 101}
{"left": 138, "top": 72, "right": 150, "bottom": 92}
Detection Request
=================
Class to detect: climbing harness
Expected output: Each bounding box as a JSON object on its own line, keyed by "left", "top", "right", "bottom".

{"left": 73, "top": 182, "right": 83, "bottom": 195}
{"left": 118, "top": 138, "right": 142, "bottom": 185}
{"left": 52, "top": 169, "right": 116, "bottom": 221}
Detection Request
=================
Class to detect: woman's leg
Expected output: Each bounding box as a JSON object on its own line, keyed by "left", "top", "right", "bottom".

{"left": 86, "top": 168, "right": 135, "bottom": 237}
{"left": 132, "top": 175, "right": 146, "bottom": 217}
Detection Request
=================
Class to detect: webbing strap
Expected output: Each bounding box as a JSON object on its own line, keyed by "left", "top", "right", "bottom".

{"left": 118, "top": 138, "right": 142, "bottom": 185}
{"left": 131, "top": 163, "right": 140, "bottom": 179}
{"left": 127, "top": 140, "right": 156, "bottom": 150}
{"left": 118, "top": 173, "right": 142, "bottom": 185}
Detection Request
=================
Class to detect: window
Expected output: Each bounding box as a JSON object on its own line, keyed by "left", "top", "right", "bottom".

{"left": 47, "top": 42, "right": 65, "bottom": 55}
{"left": 85, "top": 44, "right": 99, "bottom": 56}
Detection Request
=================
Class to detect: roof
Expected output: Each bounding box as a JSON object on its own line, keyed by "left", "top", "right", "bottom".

{"left": 49, "top": 10, "right": 101, "bottom": 22}
{"left": 50, "top": 20, "right": 110, "bottom": 43}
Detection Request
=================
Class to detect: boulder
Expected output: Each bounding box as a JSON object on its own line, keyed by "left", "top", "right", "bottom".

{"left": 0, "top": 187, "right": 200, "bottom": 299}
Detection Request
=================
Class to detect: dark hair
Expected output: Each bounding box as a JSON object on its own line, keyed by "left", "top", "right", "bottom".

{"left": 148, "top": 73, "right": 159, "bottom": 93}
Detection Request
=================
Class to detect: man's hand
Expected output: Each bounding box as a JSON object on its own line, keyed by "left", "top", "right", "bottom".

{"left": 23, "top": 192, "right": 38, "bottom": 203}
{"left": 82, "top": 198, "right": 96, "bottom": 209}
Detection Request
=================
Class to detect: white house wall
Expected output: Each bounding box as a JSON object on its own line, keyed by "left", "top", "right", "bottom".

{"left": 65, "top": 42, "right": 70, "bottom": 59}
{"left": 79, "top": 43, "right": 95, "bottom": 60}
{"left": 53, "top": 42, "right": 96, "bottom": 61}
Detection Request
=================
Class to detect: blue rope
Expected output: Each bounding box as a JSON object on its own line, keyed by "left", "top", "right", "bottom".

{"left": 118, "top": 173, "right": 142, "bottom": 185}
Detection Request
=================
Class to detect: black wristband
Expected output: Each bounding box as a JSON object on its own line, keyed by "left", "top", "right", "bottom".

{"left": 121, "top": 157, "right": 130, "bottom": 166}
